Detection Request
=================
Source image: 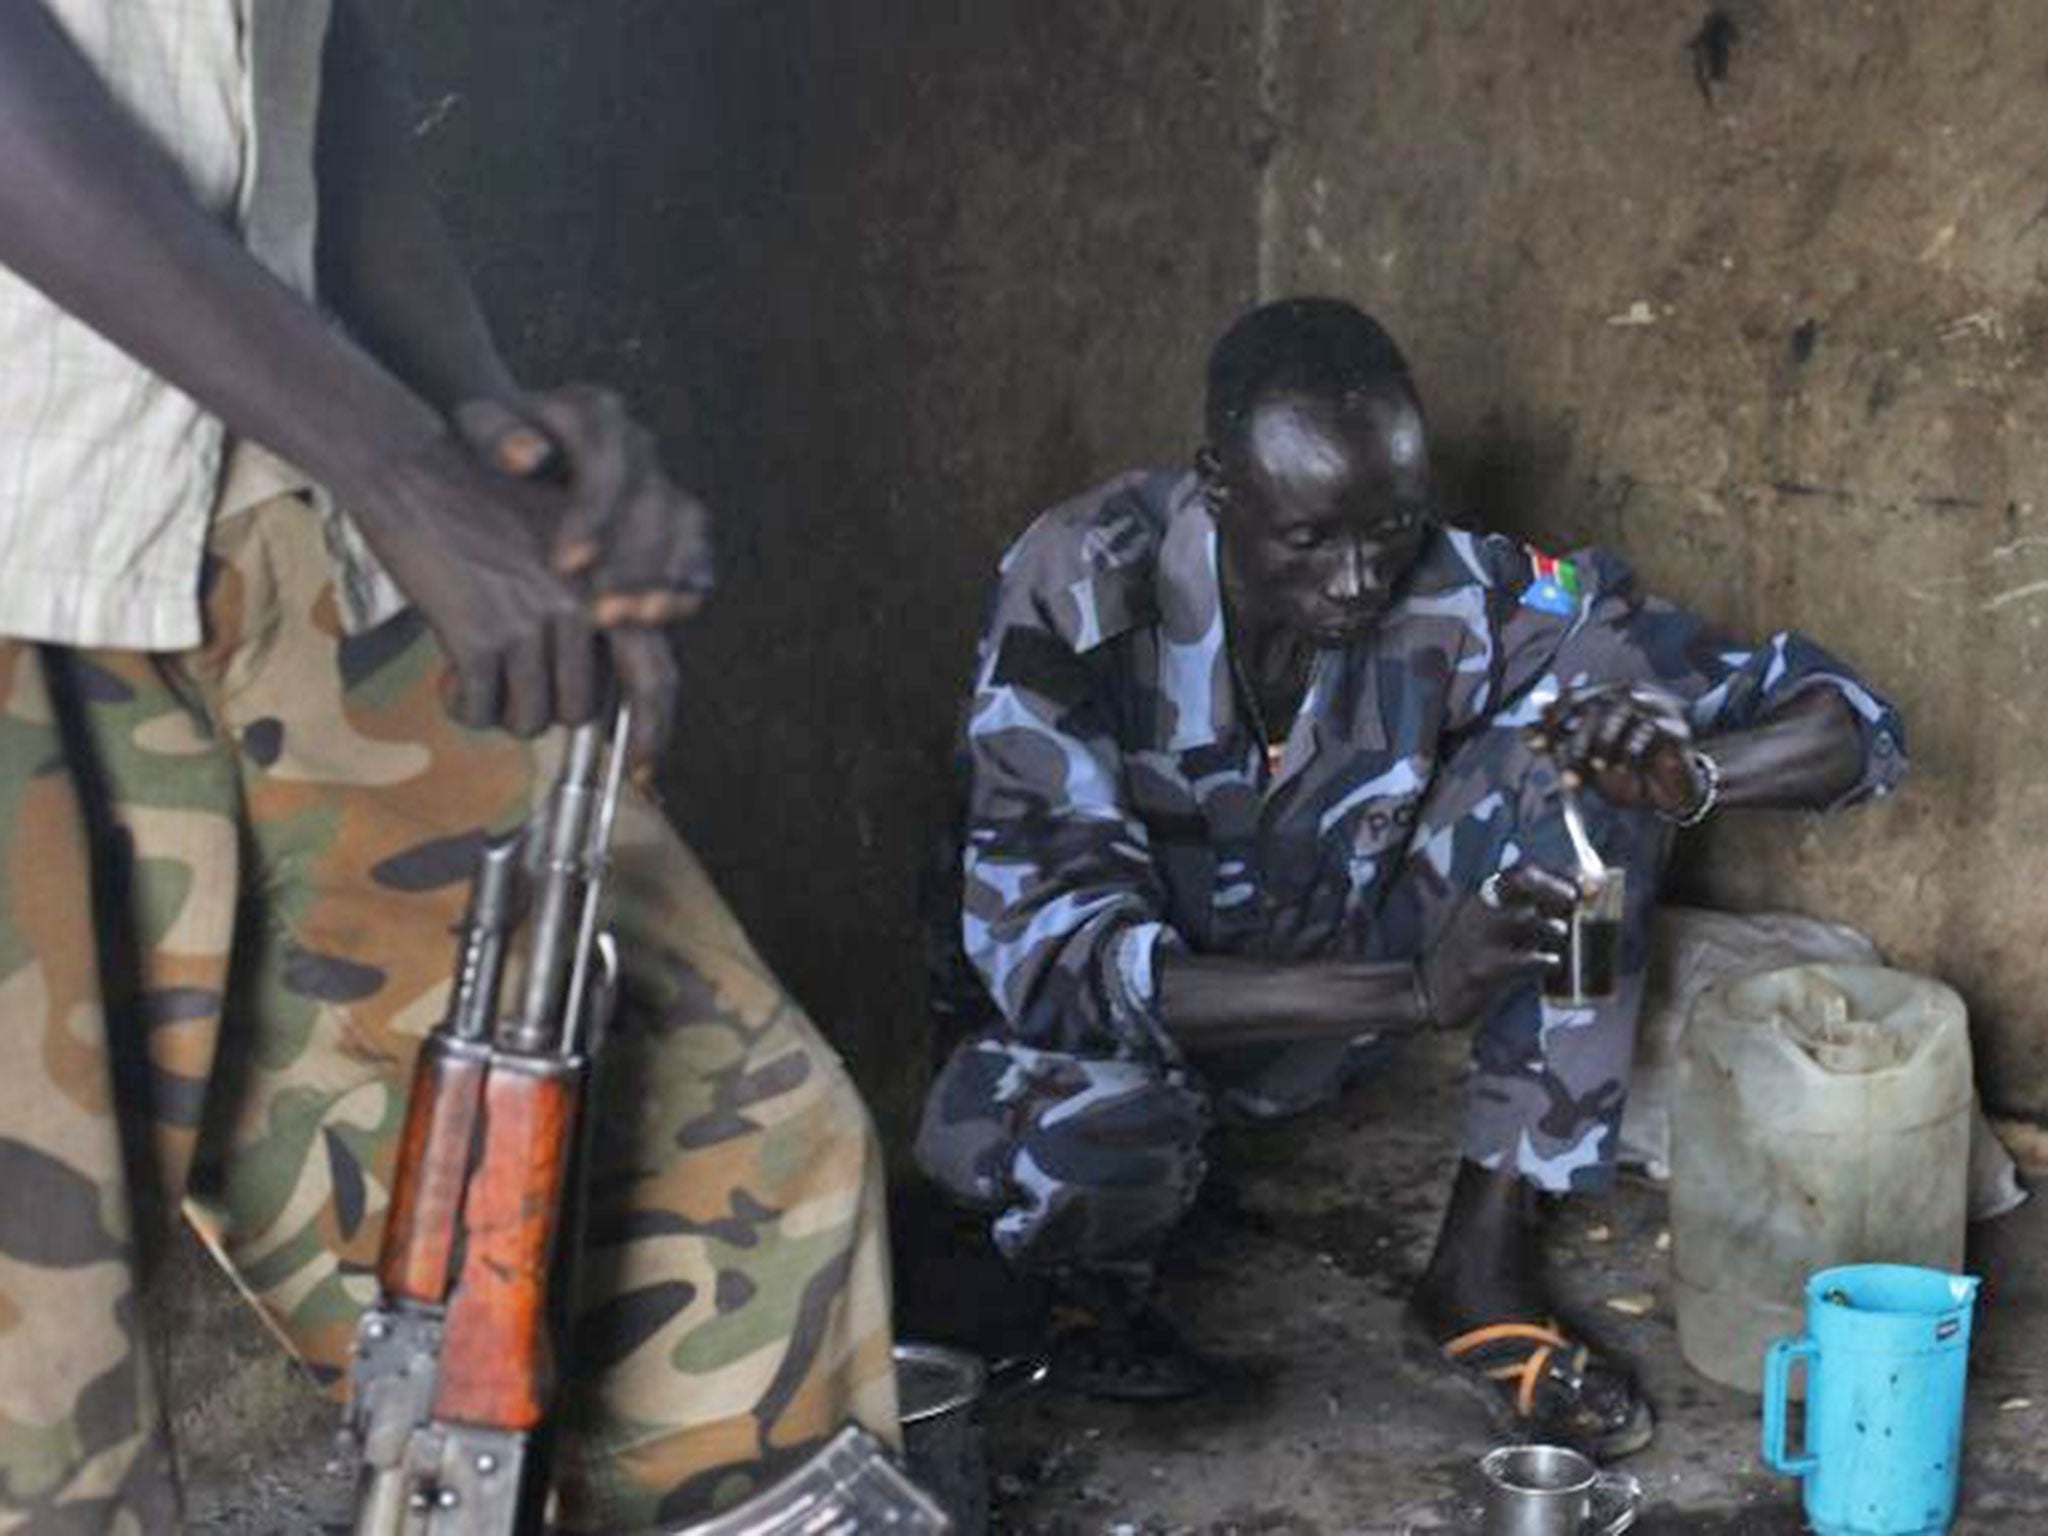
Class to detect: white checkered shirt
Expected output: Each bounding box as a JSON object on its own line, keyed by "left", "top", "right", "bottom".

{"left": 0, "top": 0, "right": 403, "bottom": 650}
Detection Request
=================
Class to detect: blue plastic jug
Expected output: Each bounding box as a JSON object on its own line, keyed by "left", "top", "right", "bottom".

{"left": 1763, "top": 1264, "right": 1980, "bottom": 1535}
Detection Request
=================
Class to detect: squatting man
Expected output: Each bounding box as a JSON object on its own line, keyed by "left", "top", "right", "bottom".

{"left": 919, "top": 296, "right": 1903, "bottom": 1456}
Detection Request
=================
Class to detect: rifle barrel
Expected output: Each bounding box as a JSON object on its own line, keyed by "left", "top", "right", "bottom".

{"left": 505, "top": 719, "right": 607, "bottom": 1054}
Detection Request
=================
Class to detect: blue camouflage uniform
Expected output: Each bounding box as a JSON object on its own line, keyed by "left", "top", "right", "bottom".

{"left": 915, "top": 470, "right": 1904, "bottom": 1279}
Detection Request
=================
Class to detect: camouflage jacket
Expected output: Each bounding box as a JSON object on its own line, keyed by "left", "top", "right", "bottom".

{"left": 958, "top": 470, "right": 1906, "bottom": 1060}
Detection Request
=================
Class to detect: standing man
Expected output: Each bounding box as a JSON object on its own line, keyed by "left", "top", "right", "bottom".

{"left": 918, "top": 297, "right": 1902, "bottom": 1456}
{"left": 0, "top": 2, "right": 895, "bottom": 1530}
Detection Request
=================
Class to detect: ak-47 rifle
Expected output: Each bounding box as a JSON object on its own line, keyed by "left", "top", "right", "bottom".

{"left": 344, "top": 706, "right": 631, "bottom": 1534}
{"left": 342, "top": 707, "right": 948, "bottom": 1534}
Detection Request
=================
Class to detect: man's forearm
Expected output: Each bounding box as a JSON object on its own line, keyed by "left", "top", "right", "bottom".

{"left": 1701, "top": 688, "right": 1865, "bottom": 810}
{"left": 1155, "top": 951, "right": 1428, "bottom": 1050}
{"left": 318, "top": 0, "right": 520, "bottom": 413}
{"left": 0, "top": 0, "right": 442, "bottom": 507}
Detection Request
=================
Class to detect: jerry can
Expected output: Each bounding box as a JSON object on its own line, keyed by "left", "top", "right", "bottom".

{"left": 1672, "top": 965, "right": 1971, "bottom": 1393}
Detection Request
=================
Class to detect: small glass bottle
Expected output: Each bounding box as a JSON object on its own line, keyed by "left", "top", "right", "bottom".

{"left": 1545, "top": 868, "right": 1625, "bottom": 1003}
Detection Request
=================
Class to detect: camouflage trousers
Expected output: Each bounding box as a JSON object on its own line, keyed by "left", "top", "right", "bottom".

{"left": 916, "top": 708, "right": 1671, "bottom": 1277}
{"left": 0, "top": 496, "right": 896, "bottom": 1533}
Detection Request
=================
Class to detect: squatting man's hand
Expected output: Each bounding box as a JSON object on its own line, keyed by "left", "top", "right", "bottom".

{"left": 1420, "top": 864, "right": 1579, "bottom": 1029}
{"left": 1530, "top": 682, "right": 1709, "bottom": 820}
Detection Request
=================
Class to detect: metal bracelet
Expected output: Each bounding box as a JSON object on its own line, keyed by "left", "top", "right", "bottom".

{"left": 1664, "top": 747, "right": 1723, "bottom": 827}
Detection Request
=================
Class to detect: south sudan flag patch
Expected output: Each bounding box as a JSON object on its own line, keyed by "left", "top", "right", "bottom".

{"left": 1520, "top": 551, "right": 1582, "bottom": 616}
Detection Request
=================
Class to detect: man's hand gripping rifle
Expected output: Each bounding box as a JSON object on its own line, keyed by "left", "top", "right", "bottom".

{"left": 344, "top": 708, "right": 631, "bottom": 1535}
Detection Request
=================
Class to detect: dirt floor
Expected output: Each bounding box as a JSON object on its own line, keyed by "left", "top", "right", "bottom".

{"left": 899, "top": 1031, "right": 2048, "bottom": 1535}
{"left": 174, "top": 1029, "right": 2048, "bottom": 1532}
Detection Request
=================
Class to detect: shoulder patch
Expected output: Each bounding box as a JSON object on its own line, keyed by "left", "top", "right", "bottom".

{"left": 1519, "top": 549, "right": 1583, "bottom": 616}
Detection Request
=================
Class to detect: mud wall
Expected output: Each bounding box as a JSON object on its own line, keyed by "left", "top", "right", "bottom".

{"left": 1258, "top": 0, "right": 2048, "bottom": 1113}
{"left": 375, "top": 0, "right": 2048, "bottom": 1122}
{"left": 374, "top": 0, "right": 1264, "bottom": 1131}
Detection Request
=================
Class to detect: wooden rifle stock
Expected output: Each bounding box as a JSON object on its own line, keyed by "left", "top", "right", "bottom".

{"left": 431, "top": 1056, "right": 580, "bottom": 1431}
{"left": 377, "top": 1037, "right": 489, "bottom": 1307}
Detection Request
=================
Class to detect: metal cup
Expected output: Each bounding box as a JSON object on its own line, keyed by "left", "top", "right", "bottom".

{"left": 1479, "top": 1444, "right": 1640, "bottom": 1536}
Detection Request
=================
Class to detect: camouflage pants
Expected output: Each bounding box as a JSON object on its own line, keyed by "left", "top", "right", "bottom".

{"left": 917, "top": 708, "right": 1671, "bottom": 1276}
{"left": 0, "top": 497, "right": 896, "bottom": 1533}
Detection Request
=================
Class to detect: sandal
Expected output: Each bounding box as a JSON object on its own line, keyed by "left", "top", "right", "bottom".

{"left": 1403, "top": 1309, "right": 1655, "bottom": 1459}
{"left": 1046, "top": 1282, "right": 1213, "bottom": 1403}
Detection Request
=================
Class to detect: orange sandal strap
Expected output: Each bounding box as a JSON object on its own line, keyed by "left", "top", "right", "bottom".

{"left": 1441, "top": 1322, "right": 1588, "bottom": 1419}
{"left": 1440, "top": 1320, "right": 1568, "bottom": 1358}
